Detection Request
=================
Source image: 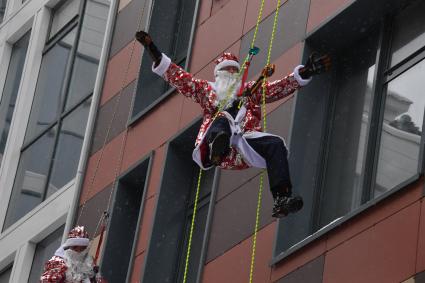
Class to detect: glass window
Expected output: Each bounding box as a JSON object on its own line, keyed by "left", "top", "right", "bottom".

{"left": 47, "top": 98, "right": 91, "bottom": 195}
{"left": 25, "top": 29, "right": 77, "bottom": 143}
{"left": 0, "top": 0, "right": 6, "bottom": 24}
{"left": 3, "top": 0, "right": 110, "bottom": 230}
{"left": 0, "top": 265, "right": 12, "bottom": 283}
{"left": 49, "top": 0, "right": 81, "bottom": 39}
{"left": 375, "top": 59, "right": 425, "bottom": 196}
{"left": 28, "top": 225, "right": 64, "bottom": 283}
{"left": 0, "top": 31, "right": 30, "bottom": 166}
{"left": 4, "top": 126, "right": 57, "bottom": 229}
{"left": 132, "top": 0, "right": 197, "bottom": 117}
{"left": 390, "top": 0, "right": 425, "bottom": 67}
{"left": 318, "top": 33, "right": 379, "bottom": 227}
{"left": 65, "top": 0, "right": 110, "bottom": 110}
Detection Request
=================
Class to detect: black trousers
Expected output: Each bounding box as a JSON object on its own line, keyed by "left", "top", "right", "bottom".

{"left": 205, "top": 117, "right": 292, "bottom": 198}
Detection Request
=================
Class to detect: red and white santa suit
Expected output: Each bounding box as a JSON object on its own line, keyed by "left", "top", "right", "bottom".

{"left": 152, "top": 52, "right": 311, "bottom": 172}
{"left": 40, "top": 226, "right": 103, "bottom": 283}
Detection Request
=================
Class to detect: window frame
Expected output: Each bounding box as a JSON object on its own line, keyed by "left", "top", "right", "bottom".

{"left": 2, "top": 0, "right": 99, "bottom": 230}
{"left": 141, "top": 119, "right": 220, "bottom": 283}
{"left": 272, "top": 0, "right": 425, "bottom": 265}
{"left": 129, "top": 0, "right": 200, "bottom": 125}
{"left": 100, "top": 152, "right": 153, "bottom": 283}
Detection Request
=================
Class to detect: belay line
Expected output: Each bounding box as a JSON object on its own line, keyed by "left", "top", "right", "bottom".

{"left": 76, "top": 0, "right": 154, "bottom": 265}
{"left": 182, "top": 0, "right": 283, "bottom": 282}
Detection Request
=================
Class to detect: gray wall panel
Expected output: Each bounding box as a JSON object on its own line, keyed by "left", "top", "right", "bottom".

{"left": 239, "top": 0, "right": 310, "bottom": 77}
{"left": 206, "top": 173, "right": 274, "bottom": 262}
{"left": 90, "top": 80, "right": 135, "bottom": 154}
{"left": 110, "top": 0, "right": 150, "bottom": 57}
{"left": 77, "top": 184, "right": 113, "bottom": 238}
{"left": 275, "top": 256, "right": 324, "bottom": 283}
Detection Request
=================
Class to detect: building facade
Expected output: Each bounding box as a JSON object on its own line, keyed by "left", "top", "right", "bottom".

{"left": 0, "top": 0, "right": 112, "bottom": 281}
{"left": 1, "top": 0, "right": 425, "bottom": 282}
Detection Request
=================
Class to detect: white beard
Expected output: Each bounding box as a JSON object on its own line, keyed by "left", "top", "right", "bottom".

{"left": 64, "top": 248, "right": 95, "bottom": 283}
{"left": 214, "top": 71, "right": 241, "bottom": 108}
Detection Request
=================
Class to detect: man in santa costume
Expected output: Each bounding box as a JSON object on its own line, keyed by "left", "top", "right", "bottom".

{"left": 40, "top": 226, "right": 104, "bottom": 283}
{"left": 135, "top": 31, "right": 330, "bottom": 217}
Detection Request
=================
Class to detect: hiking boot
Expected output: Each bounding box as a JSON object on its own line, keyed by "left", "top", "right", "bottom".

{"left": 209, "top": 131, "right": 230, "bottom": 165}
{"left": 272, "top": 195, "right": 303, "bottom": 218}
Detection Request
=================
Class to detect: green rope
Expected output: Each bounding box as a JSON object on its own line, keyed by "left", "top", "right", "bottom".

{"left": 249, "top": 0, "right": 281, "bottom": 282}
{"left": 182, "top": 0, "right": 281, "bottom": 281}
{"left": 182, "top": 169, "right": 203, "bottom": 283}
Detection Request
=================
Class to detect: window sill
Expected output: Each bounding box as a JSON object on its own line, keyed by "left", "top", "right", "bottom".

{"left": 270, "top": 173, "right": 422, "bottom": 266}
{"left": 128, "top": 87, "right": 176, "bottom": 127}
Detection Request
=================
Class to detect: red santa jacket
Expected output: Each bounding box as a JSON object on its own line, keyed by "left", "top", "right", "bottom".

{"left": 154, "top": 54, "right": 310, "bottom": 169}
{"left": 40, "top": 255, "right": 103, "bottom": 283}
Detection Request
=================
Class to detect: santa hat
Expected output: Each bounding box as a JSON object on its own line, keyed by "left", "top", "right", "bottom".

{"left": 214, "top": 53, "right": 240, "bottom": 76}
{"left": 63, "top": 226, "right": 90, "bottom": 248}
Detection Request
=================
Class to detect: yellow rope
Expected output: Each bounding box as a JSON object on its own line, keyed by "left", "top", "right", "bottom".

{"left": 249, "top": 0, "right": 281, "bottom": 282}
{"left": 182, "top": 169, "right": 203, "bottom": 283}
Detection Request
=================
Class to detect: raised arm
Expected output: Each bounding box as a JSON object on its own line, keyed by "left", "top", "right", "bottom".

{"left": 135, "top": 31, "right": 210, "bottom": 104}
{"left": 248, "top": 53, "right": 331, "bottom": 104}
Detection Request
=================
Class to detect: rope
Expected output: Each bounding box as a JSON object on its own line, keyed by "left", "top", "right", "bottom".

{"left": 181, "top": 1, "right": 269, "bottom": 282}
{"left": 249, "top": 0, "right": 281, "bottom": 282}
{"left": 182, "top": 169, "right": 203, "bottom": 283}
{"left": 77, "top": 0, "right": 152, "bottom": 248}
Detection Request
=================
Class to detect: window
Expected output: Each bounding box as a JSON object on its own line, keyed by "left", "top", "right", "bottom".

{"left": 102, "top": 155, "right": 152, "bottom": 283}
{"left": 0, "top": 0, "right": 6, "bottom": 24}
{"left": 0, "top": 31, "right": 30, "bottom": 166}
{"left": 142, "top": 121, "right": 215, "bottom": 283}
{"left": 132, "top": 0, "right": 198, "bottom": 117}
{"left": 0, "top": 264, "right": 12, "bottom": 283}
{"left": 3, "top": 0, "right": 110, "bottom": 230}
{"left": 28, "top": 225, "right": 64, "bottom": 283}
{"left": 274, "top": 0, "right": 425, "bottom": 259}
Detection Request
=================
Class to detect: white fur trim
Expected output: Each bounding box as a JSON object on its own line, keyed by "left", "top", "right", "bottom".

{"left": 55, "top": 246, "right": 65, "bottom": 257}
{"left": 152, "top": 53, "right": 171, "bottom": 76}
{"left": 293, "top": 65, "right": 312, "bottom": 86}
{"left": 214, "top": 60, "right": 240, "bottom": 76}
{"left": 63, "top": 238, "right": 90, "bottom": 248}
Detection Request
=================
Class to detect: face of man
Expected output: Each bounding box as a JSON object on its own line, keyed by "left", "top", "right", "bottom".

{"left": 214, "top": 66, "right": 241, "bottom": 103}
{"left": 64, "top": 245, "right": 94, "bottom": 282}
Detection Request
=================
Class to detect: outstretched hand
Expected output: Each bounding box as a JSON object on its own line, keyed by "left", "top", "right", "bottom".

{"left": 134, "top": 30, "right": 162, "bottom": 65}
{"left": 299, "top": 52, "right": 331, "bottom": 79}
{"left": 135, "top": 30, "right": 153, "bottom": 46}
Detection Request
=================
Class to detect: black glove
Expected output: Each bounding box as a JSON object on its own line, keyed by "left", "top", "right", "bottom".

{"left": 299, "top": 52, "right": 331, "bottom": 79}
{"left": 135, "top": 30, "right": 162, "bottom": 66}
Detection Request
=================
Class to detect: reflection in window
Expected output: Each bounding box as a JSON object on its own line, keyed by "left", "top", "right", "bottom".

{"left": 375, "top": 59, "right": 425, "bottom": 196}
{"left": 0, "top": 31, "right": 30, "bottom": 166}
{"left": 66, "top": 0, "right": 110, "bottom": 110}
{"left": 4, "top": 126, "right": 57, "bottom": 229}
{"left": 318, "top": 33, "right": 378, "bottom": 227}
{"left": 133, "top": 0, "right": 197, "bottom": 116}
{"left": 28, "top": 225, "right": 64, "bottom": 283}
{"left": 0, "top": 0, "right": 6, "bottom": 24}
{"left": 0, "top": 264, "right": 13, "bottom": 283}
{"left": 49, "top": 0, "right": 81, "bottom": 39}
{"left": 3, "top": 0, "right": 111, "bottom": 230}
{"left": 25, "top": 29, "right": 77, "bottom": 143}
{"left": 48, "top": 98, "right": 91, "bottom": 195}
{"left": 390, "top": 0, "right": 425, "bottom": 67}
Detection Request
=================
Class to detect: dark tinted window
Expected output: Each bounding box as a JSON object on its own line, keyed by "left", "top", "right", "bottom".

{"left": 132, "top": 0, "right": 197, "bottom": 116}
{"left": 28, "top": 225, "right": 64, "bottom": 283}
